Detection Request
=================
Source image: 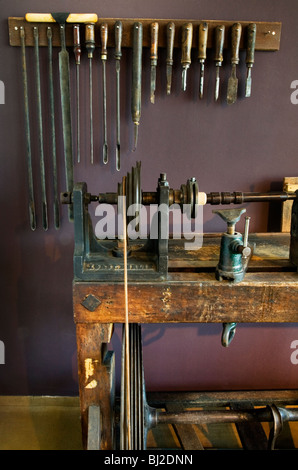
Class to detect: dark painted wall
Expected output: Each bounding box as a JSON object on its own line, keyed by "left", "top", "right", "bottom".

{"left": 1, "top": 0, "right": 298, "bottom": 395}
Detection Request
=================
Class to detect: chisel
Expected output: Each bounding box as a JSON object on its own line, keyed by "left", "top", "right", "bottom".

{"left": 26, "top": 13, "right": 98, "bottom": 222}
{"left": 198, "top": 22, "right": 208, "bottom": 99}
{"left": 150, "top": 22, "right": 159, "bottom": 104}
{"left": 227, "top": 22, "right": 242, "bottom": 105}
{"left": 85, "top": 23, "right": 96, "bottom": 164}
{"left": 115, "top": 20, "right": 122, "bottom": 171}
{"left": 166, "top": 22, "right": 175, "bottom": 95}
{"left": 214, "top": 25, "right": 225, "bottom": 101}
{"left": 47, "top": 27, "right": 60, "bottom": 230}
{"left": 181, "top": 23, "right": 193, "bottom": 91}
{"left": 100, "top": 23, "right": 108, "bottom": 164}
{"left": 33, "top": 26, "right": 48, "bottom": 231}
{"left": 20, "top": 26, "right": 37, "bottom": 231}
{"left": 245, "top": 23, "right": 257, "bottom": 98}
{"left": 131, "top": 22, "right": 143, "bottom": 151}
{"left": 73, "top": 25, "right": 81, "bottom": 164}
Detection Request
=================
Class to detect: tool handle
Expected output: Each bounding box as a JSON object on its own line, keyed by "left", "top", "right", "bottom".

{"left": 25, "top": 13, "right": 98, "bottom": 23}
{"left": 131, "top": 22, "right": 143, "bottom": 125}
{"left": 85, "top": 23, "right": 95, "bottom": 58}
{"left": 150, "top": 22, "right": 159, "bottom": 63}
{"left": 181, "top": 23, "right": 193, "bottom": 66}
{"left": 198, "top": 22, "right": 208, "bottom": 60}
{"left": 166, "top": 22, "right": 175, "bottom": 65}
{"left": 100, "top": 23, "right": 108, "bottom": 60}
{"left": 246, "top": 23, "right": 257, "bottom": 65}
{"left": 231, "top": 22, "right": 242, "bottom": 64}
{"left": 214, "top": 25, "right": 225, "bottom": 64}
{"left": 115, "top": 20, "right": 123, "bottom": 59}
{"left": 73, "top": 25, "right": 81, "bottom": 64}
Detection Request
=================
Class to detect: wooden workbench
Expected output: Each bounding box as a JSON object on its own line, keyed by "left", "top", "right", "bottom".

{"left": 73, "top": 232, "right": 298, "bottom": 449}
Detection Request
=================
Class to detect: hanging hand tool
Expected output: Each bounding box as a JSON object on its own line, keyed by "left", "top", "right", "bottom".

{"left": 131, "top": 22, "right": 143, "bottom": 151}
{"left": 166, "top": 22, "right": 175, "bottom": 95}
{"left": 47, "top": 27, "right": 60, "bottom": 230}
{"left": 227, "top": 22, "right": 242, "bottom": 105}
{"left": 150, "top": 22, "right": 159, "bottom": 104}
{"left": 73, "top": 25, "right": 81, "bottom": 164}
{"left": 115, "top": 20, "right": 122, "bottom": 171}
{"left": 20, "top": 27, "right": 36, "bottom": 231}
{"left": 85, "top": 23, "right": 96, "bottom": 164}
{"left": 198, "top": 22, "right": 208, "bottom": 99}
{"left": 33, "top": 26, "right": 48, "bottom": 231}
{"left": 245, "top": 23, "right": 257, "bottom": 98}
{"left": 181, "top": 23, "right": 193, "bottom": 91}
{"left": 100, "top": 23, "right": 109, "bottom": 165}
{"left": 26, "top": 13, "right": 98, "bottom": 222}
{"left": 214, "top": 25, "right": 225, "bottom": 101}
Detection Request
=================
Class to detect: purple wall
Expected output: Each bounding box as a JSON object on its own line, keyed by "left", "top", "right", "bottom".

{"left": 0, "top": 0, "right": 298, "bottom": 395}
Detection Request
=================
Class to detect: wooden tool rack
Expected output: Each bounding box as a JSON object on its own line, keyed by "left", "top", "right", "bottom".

{"left": 73, "top": 232, "right": 298, "bottom": 450}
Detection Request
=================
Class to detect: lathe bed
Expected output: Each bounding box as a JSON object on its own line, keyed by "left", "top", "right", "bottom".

{"left": 73, "top": 232, "right": 298, "bottom": 449}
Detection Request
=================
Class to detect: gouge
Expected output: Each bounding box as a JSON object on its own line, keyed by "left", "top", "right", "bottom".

{"left": 245, "top": 23, "right": 257, "bottom": 97}
{"left": 115, "top": 20, "right": 122, "bottom": 171}
{"left": 26, "top": 13, "right": 98, "bottom": 221}
{"left": 100, "top": 23, "right": 109, "bottom": 164}
{"left": 85, "top": 23, "right": 95, "bottom": 164}
{"left": 181, "top": 23, "right": 193, "bottom": 91}
{"left": 150, "top": 22, "right": 159, "bottom": 104}
{"left": 214, "top": 25, "right": 225, "bottom": 101}
{"left": 227, "top": 23, "right": 242, "bottom": 105}
{"left": 166, "top": 22, "right": 175, "bottom": 95}
{"left": 47, "top": 27, "right": 60, "bottom": 229}
{"left": 33, "top": 26, "right": 48, "bottom": 231}
{"left": 198, "top": 22, "right": 208, "bottom": 99}
{"left": 131, "top": 22, "right": 143, "bottom": 151}
{"left": 20, "top": 27, "right": 36, "bottom": 231}
{"left": 73, "top": 25, "right": 81, "bottom": 164}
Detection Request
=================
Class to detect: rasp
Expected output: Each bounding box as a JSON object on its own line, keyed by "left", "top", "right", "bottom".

{"left": 181, "top": 23, "right": 193, "bottom": 91}
{"left": 214, "top": 25, "right": 225, "bottom": 101}
{"left": 150, "top": 22, "right": 159, "bottom": 104}
{"left": 20, "top": 27, "right": 36, "bottom": 231}
{"left": 198, "top": 22, "right": 208, "bottom": 99}
{"left": 131, "top": 22, "right": 143, "bottom": 151}
{"left": 227, "top": 22, "right": 242, "bottom": 105}
{"left": 166, "top": 22, "right": 175, "bottom": 95}
{"left": 100, "top": 23, "right": 109, "bottom": 164}
{"left": 245, "top": 23, "right": 257, "bottom": 98}
{"left": 115, "top": 20, "right": 123, "bottom": 171}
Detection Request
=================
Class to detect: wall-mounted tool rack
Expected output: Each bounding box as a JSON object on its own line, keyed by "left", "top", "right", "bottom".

{"left": 8, "top": 17, "right": 281, "bottom": 50}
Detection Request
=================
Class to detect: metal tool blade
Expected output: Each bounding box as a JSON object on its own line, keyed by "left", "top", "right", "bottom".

{"left": 131, "top": 22, "right": 143, "bottom": 152}
{"left": 214, "top": 67, "right": 220, "bottom": 101}
{"left": 58, "top": 24, "right": 74, "bottom": 221}
{"left": 227, "top": 65, "right": 238, "bottom": 105}
{"left": 245, "top": 68, "right": 252, "bottom": 97}
{"left": 34, "top": 26, "right": 48, "bottom": 231}
{"left": 102, "top": 59, "right": 108, "bottom": 164}
{"left": 85, "top": 23, "right": 95, "bottom": 164}
{"left": 150, "top": 65, "right": 156, "bottom": 104}
{"left": 116, "top": 60, "right": 121, "bottom": 170}
{"left": 47, "top": 27, "right": 60, "bottom": 230}
{"left": 166, "top": 64, "right": 172, "bottom": 95}
{"left": 73, "top": 25, "right": 81, "bottom": 164}
{"left": 199, "top": 63, "right": 205, "bottom": 99}
{"left": 20, "top": 27, "right": 36, "bottom": 231}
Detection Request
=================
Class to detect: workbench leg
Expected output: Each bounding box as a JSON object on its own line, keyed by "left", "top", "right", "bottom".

{"left": 76, "top": 322, "right": 115, "bottom": 450}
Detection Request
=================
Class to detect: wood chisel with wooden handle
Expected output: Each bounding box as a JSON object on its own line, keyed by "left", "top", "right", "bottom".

{"left": 227, "top": 22, "right": 242, "bottom": 105}
{"left": 214, "top": 25, "right": 225, "bottom": 101}
{"left": 115, "top": 20, "right": 122, "bottom": 171}
{"left": 25, "top": 13, "right": 98, "bottom": 222}
{"left": 198, "top": 22, "right": 208, "bottom": 99}
{"left": 181, "top": 23, "right": 193, "bottom": 91}
{"left": 166, "top": 22, "right": 175, "bottom": 95}
{"left": 131, "top": 22, "right": 143, "bottom": 151}
{"left": 245, "top": 23, "right": 257, "bottom": 97}
{"left": 100, "top": 23, "right": 109, "bottom": 164}
{"left": 150, "top": 22, "right": 159, "bottom": 104}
